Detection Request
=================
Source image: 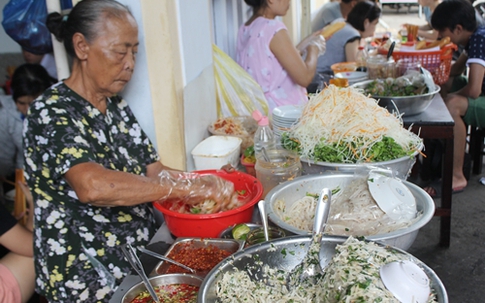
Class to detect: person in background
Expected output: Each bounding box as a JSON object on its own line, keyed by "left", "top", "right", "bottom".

{"left": 26, "top": 1, "right": 237, "bottom": 301}
{"left": 21, "top": 49, "right": 58, "bottom": 81}
{"left": 404, "top": 0, "right": 484, "bottom": 41}
{"left": 0, "top": 64, "right": 53, "bottom": 203}
{"left": 237, "top": 0, "right": 326, "bottom": 113}
{"left": 311, "top": 0, "right": 361, "bottom": 32}
{"left": 423, "top": 0, "right": 485, "bottom": 197}
{"left": 0, "top": 182, "right": 35, "bottom": 303}
{"left": 316, "top": 1, "right": 381, "bottom": 75}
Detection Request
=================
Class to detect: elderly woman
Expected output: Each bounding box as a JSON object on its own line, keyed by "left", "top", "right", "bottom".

{"left": 24, "top": 0, "right": 235, "bottom": 301}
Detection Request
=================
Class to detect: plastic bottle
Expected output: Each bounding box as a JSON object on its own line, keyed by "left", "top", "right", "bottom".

{"left": 252, "top": 110, "right": 276, "bottom": 160}
{"left": 356, "top": 46, "right": 368, "bottom": 72}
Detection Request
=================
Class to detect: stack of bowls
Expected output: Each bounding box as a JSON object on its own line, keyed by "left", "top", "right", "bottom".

{"left": 271, "top": 105, "right": 303, "bottom": 140}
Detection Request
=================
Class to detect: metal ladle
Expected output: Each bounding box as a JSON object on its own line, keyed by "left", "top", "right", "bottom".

{"left": 121, "top": 243, "right": 160, "bottom": 303}
{"left": 257, "top": 200, "right": 269, "bottom": 241}
{"left": 286, "top": 188, "right": 332, "bottom": 288}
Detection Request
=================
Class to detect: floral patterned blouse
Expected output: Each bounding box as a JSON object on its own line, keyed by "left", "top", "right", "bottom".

{"left": 23, "top": 82, "right": 160, "bottom": 302}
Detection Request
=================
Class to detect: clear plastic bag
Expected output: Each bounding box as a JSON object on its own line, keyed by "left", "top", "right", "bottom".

{"left": 158, "top": 170, "right": 238, "bottom": 213}
{"left": 2, "top": 0, "right": 53, "bottom": 55}
{"left": 212, "top": 44, "right": 269, "bottom": 118}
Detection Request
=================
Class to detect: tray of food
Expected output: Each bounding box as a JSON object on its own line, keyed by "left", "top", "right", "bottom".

{"left": 149, "top": 237, "right": 243, "bottom": 278}
{"left": 208, "top": 116, "right": 258, "bottom": 152}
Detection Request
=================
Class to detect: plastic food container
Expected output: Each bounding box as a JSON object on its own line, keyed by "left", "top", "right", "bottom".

{"left": 367, "top": 55, "right": 397, "bottom": 79}
{"left": 191, "top": 136, "right": 242, "bottom": 170}
{"left": 255, "top": 149, "right": 302, "bottom": 198}
{"left": 208, "top": 116, "right": 258, "bottom": 152}
{"left": 153, "top": 170, "right": 263, "bottom": 238}
{"left": 396, "top": 58, "right": 421, "bottom": 77}
{"left": 241, "top": 154, "right": 256, "bottom": 177}
{"left": 331, "top": 61, "right": 357, "bottom": 74}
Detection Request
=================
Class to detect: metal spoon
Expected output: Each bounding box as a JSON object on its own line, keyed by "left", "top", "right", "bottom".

{"left": 286, "top": 188, "right": 331, "bottom": 288}
{"left": 121, "top": 243, "right": 160, "bottom": 303}
{"left": 137, "top": 247, "right": 196, "bottom": 273}
{"left": 257, "top": 200, "right": 269, "bottom": 241}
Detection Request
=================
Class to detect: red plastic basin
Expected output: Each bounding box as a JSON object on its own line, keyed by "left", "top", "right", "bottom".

{"left": 153, "top": 170, "right": 263, "bottom": 238}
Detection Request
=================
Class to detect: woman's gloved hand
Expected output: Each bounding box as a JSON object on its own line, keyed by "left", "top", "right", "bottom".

{"left": 297, "top": 31, "right": 327, "bottom": 57}
{"left": 307, "top": 35, "right": 326, "bottom": 57}
{"left": 158, "top": 170, "right": 238, "bottom": 213}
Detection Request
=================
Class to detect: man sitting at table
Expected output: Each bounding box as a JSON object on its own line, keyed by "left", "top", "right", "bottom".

{"left": 423, "top": 0, "right": 485, "bottom": 197}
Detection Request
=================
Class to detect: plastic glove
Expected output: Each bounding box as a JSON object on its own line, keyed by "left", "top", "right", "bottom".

{"left": 158, "top": 170, "right": 238, "bottom": 213}
{"left": 307, "top": 35, "right": 326, "bottom": 57}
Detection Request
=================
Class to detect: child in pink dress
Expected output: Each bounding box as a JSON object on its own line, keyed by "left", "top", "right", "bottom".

{"left": 236, "top": 0, "right": 326, "bottom": 113}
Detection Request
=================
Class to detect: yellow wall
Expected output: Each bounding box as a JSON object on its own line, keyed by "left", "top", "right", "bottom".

{"left": 139, "top": 0, "right": 186, "bottom": 169}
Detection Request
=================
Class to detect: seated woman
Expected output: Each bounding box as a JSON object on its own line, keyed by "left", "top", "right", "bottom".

{"left": 0, "top": 182, "right": 35, "bottom": 303}
{"left": 236, "top": 0, "right": 326, "bottom": 113}
{"left": 316, "top": 0, "right": 381, "bottom": 75}
{"left": 0, "top": 64, "right": 54, "bottom": 201}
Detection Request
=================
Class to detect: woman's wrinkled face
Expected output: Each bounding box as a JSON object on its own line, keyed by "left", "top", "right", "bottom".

{"left": 86, "top": 13, "right": 138, "bottom": 96}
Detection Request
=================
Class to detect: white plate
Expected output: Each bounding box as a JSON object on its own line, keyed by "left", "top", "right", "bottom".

{"left": 380, "top": 260, "right": 430, "bottom": 303}
{"left": 335, "top": 71, "right": 368, "bottom": 81}
{"left": 272, "top": 105, "right": 303, "bottom": 119}
{"left": 367, "top": 170, "right": 416, "bottom": 221}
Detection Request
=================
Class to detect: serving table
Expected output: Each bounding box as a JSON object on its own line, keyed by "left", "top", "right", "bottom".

{"left": 402, "top": 93, "right": 454, "bottom": 247}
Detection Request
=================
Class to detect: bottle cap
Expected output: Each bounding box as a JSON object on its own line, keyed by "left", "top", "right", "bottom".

{"left": 252, "top": 110, "right": 269, "bottom": 126}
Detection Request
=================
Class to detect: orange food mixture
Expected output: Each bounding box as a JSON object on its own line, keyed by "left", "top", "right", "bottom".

{"left": 166, "top": 242, "right": 232, "bottom": 274}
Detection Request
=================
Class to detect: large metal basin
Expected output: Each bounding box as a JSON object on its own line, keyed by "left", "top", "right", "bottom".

{"left": 264, "top": 172, "right": 435, "bottom": 250}
{"left": 300, "top": 143, "right": 423, "bottom": 179}
{"left": 198, "top": 235, "right": 448, "bottom": 303}
{"left": 352, "top": 79, "right": 440, "bottom": 116}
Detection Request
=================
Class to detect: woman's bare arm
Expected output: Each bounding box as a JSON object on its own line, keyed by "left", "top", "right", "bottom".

{"left": 345, "top": 40, "right": 360, "bottom": 63}
{"left": 0, "top": 224, "right": 33, "bottom": 257}
{"left": 64, "top": 162, "right": 173, "bottom": 206}
{"left": 64, "top": 161, "right": 236, "bottom": 208}
{"left": 270, "top": 29, "right": 319, "bottom": 87}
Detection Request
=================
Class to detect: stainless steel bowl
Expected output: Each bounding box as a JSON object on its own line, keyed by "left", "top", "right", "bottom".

{"left": 352, "top": 79, "right": 440, "bottom": 116}
{"left": 122, "top": 273, "right": 202, "bottom": 303}
{"left": 264, "top": 173, "right": 435, "bottom": 250}
{"left": 300, "top": 142, "right": 423, "bottom": 179}
{"left": 197, "top": 235, "right": 448, "bottom": 303}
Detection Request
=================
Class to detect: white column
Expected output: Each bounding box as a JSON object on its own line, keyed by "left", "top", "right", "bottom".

{"left": 45, "top": 0, "right": 70, "bottom": 80}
